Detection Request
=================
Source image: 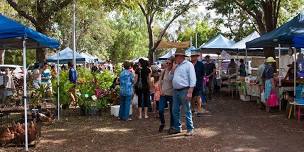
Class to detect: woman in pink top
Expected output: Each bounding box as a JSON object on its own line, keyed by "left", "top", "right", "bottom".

{"left": 153, "top": 76, "right": 161, "bottom": 114}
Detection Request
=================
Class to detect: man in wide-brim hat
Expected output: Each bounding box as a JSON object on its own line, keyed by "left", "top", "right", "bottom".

{"left": 190, "top": 50, "right": 207, "bottom": 115}
{"left": 169, "top": 48, "right": 196, "bottom": 136}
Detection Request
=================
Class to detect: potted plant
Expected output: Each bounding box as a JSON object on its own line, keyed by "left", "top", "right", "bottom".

{"left": 52, "top": 70, "right": 74, "bottom": 110}
{"left": 76, "top": 68, "right": 95, "bottom": 115}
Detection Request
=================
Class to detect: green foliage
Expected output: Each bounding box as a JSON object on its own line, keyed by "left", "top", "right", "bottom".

{"left": 96, "top": 97, "right": 109, "bottom": 110}
{"left": 107, "top": 10, "right": 148, "bottom": 63}
{"left": 30, "top": 85, "right": 45, "bottom": 108}
{"left": 76, "top": 68, "right": 114, "bottom": 112}
{"left": 52, "top": 70, "right": 74, "bottom": 106}
{"left": 4, "top": 50, "right": 36, "bottom": 65}
{"left": 208, "top": 0, "right": 303, "bottom": 36}
{"left": 76, "top": 68, "right": 95, "bottom": 113}
{"left": 114, "top": 63, "right": 123, "bottom": 76}
{"left": 94, "top": 70, "right": 115, "bottom": 90}
{"left": 177, "top": 20, "right": 221, "bottom": 46}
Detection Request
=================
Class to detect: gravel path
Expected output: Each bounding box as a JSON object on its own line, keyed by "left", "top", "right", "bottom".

{"left": 2, "top": 94, "right": 304, "bottom": 152}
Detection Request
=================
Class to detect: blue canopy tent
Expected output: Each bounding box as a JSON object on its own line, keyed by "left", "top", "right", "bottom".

{"left": 47, "top": 47, "right": 88, "bottom": 64}
{"left": 246, "top": 12, "right": 304, "bottom": 98}
{"left": 246, "top": 12, "right": 304, "bottom": 48}
{"left": 199, "top": 34, "right": 235, "bottom": 54}
{"left": 0, "top": 14, "right": 60, "bottom": 151}
{"left": 293, "top": 35, "right": 304, "bottom": 48}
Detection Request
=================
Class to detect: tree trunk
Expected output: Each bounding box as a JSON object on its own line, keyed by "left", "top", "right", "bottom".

{"left": 35, "top": 23, "right": 48, "bottom": 63}
{"left": 147, "top": 20, "right": 154, "bottom": 64}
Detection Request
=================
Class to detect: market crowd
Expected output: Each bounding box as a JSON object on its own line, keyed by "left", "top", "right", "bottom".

{"left": 116, "top": 46, "right": 294, "bottom": 135}
{"left": 117, "top": 48, "right": 243, "bottom": 136}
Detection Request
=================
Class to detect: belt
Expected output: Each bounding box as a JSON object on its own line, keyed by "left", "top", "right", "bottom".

{"left": 174, "top": 87, "right": 189, "bottom": 91}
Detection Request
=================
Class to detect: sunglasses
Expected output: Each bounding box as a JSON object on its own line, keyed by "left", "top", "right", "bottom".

{"left": 166, "top": 62, "right": 172, "bottom": 65}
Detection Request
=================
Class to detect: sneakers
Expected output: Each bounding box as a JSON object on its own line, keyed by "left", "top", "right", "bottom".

{"left": 159, "top": 124, "right": 165, "bottom": 132}
{"left": 186, "top": 130, "right": 194, "bottom": 136}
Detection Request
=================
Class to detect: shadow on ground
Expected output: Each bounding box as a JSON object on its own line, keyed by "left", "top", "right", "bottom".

{"left": 2, "top": 94, "right": 304, "bottom": 152}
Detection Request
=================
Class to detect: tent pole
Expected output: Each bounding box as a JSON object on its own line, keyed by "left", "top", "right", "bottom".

{"left": 294, "top": 47, "right": 296, "bottom": 97}
{"left": 195, "top": 33, "right": 198, "bottom": 48}
{"left": 245, "top": 49, "right": 248, "bottom": 63}
{"left": 23, "top": 39, "right": 29, "bottom": 151}
{"left": 279, "top": 44, "right": 281, "bottom": 86}
{"left": 237, "top": 49, "right": 239, "bottom": 75}
{"left": 72, "top": 0, "right": 76, "bottom": 69}
{"left": 57, "top": 51, "right": 60, "bottom": 120}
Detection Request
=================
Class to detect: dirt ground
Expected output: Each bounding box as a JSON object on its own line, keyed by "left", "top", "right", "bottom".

{"left": 2, "top": 93, "right": 304, "bottom": 152}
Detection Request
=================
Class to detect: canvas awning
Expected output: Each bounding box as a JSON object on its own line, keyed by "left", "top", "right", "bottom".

{"left": 47, "top": 47, "right": 87, "bottom": 64}
{"left": 0, "top": 14, "right": 59, "bottom": 49}
{"left": 200, "top": 34, "right": 235, "bottom": 49}
{"left": 246, "top": 11, "right": 304, "bottom": 48}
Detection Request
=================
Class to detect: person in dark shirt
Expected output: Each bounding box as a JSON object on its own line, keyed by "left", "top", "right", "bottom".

{"left": 68, "top": 62, "right": 77, "bottom": 107}
{"left": 228, "top": 59, "right": 237, "bottom": 78}
{"left": 204, "top": 55, "right": 216, "bottom": 100}
{"left": 239, "top": 59, "right": 246, "bottom": 77}
{"left": 190, "top": 51, "right": 205, "bottom": 115}
{"left": 284, "top": 62, "right": 295, "bottom": 81}
{"left": 262, "top": 57, "right": 276, "bottom": 102}
{"left": 135, "top": 59, "right": 151, "bottom": 119}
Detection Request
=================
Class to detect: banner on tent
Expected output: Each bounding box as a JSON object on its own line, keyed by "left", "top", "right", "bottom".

{"left": 157, "top": 41, "right": 190, "bottom": 49}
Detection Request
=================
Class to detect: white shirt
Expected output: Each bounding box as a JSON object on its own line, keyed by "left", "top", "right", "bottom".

{"left": 172, "top": 60, "right": 196, "bottom": 89}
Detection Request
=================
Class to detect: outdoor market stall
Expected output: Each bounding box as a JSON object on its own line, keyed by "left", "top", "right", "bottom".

{"left": 246, "top": 11, "right": 304, "bottom": 114}
{"left": 199, "top": 34, "right": 236, "bottom": 94}
{"left": 228, "top": 32, "right": 261, "bottom": 101}
{"left": 0, "top": 14, "right": 60, "bottom": 150}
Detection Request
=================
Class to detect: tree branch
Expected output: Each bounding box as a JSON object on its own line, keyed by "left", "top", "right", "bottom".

{"left": 138, "top": 3, "right": 147, "bottom": 16}
{"left": 45, "top": 0, "right": 73, "bottom": 19}
{"left": 6, "top": 0, "right": 38, "bottom": 26}
{"left": 234, "top": 0, "right": 266, "bottom": 33}
{"left": 153, "top": 8, "right": 189, "bottom": 51}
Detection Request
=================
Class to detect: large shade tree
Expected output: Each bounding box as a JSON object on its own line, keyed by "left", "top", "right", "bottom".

{"left": 5, "top": 0, "right": 73, "bottom": 63}
{"left": 208, "top": 0, "right": 303, "bottom": 57}
{"left": 104, "top": 0, "right": 200, "bottom": 63}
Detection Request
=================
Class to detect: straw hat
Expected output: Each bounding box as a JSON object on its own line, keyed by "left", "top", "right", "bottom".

{"left": 175, "top": 48, "right": 187, "bottom": 56}
{"left": 266, "top": 57, "right": 276, "bottom": 63}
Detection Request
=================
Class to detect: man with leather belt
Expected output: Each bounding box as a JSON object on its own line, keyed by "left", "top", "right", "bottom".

{"left": 169, "top": 48, "right": 196, "bottom": 136}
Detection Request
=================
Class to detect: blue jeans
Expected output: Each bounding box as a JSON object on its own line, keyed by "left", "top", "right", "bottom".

{"left": 173, "top": 89, "right": 194, "bottom": 132}
{"left": 159, "top": 95, "right": 173, "bottom": 128}
{"left": 119, "top": 95, "right": 132, "bottom": 121}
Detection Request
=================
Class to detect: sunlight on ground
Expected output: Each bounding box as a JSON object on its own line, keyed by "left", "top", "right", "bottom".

{"left": 39, "top": 139, "right": 67, "bottom": 145}
{"left": 92, "top": 127, "right": 133, "bottom": 133}
{"left": 233, "top": 147, "right": 263, "bottom": 152}
{"left": 196, "top": 128, "right": 219, "bottom": 138}
{"left": 45, "top": 128, "right": 68, "bottom": 133}
{"left": 237, "top": 135, "right": 257, "bottom": 140}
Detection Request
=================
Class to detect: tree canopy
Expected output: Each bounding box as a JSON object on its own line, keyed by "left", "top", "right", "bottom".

{"left": 1, "top": 0, "right": 303, "bottom": 63}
